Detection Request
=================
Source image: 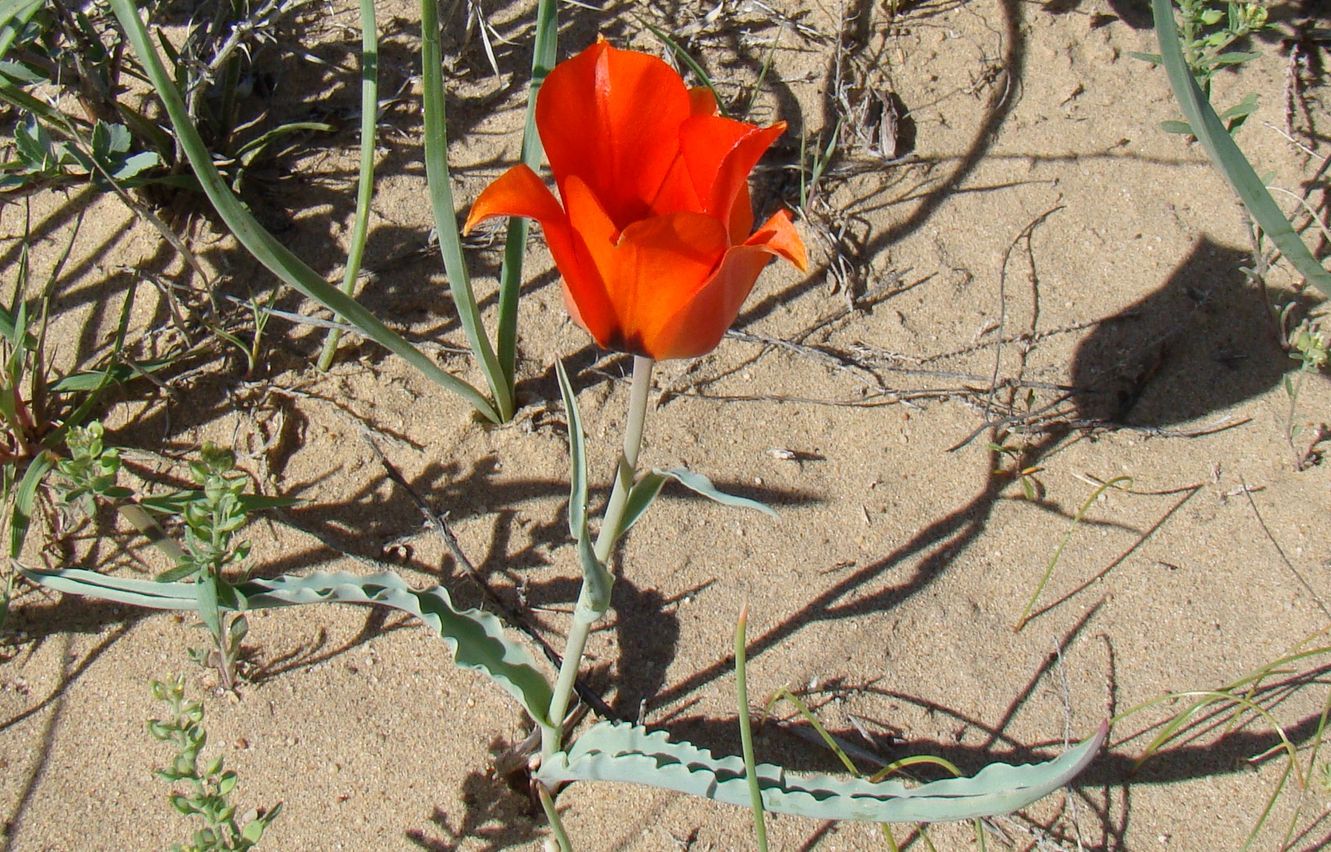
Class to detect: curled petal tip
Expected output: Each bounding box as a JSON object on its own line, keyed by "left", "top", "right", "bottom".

{"left": 464, "top": 164, "right": 565, "bottom": 235}
{"left": 748, "top": 209, "right": 808, "bottom": 272}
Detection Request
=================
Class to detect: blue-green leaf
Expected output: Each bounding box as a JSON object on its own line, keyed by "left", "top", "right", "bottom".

{"left": 555, "top": 360, "right": 587, "bottom": 541}
{"left": 616, "top": 471, "right": 668, "bottom": 542}
{"left": 23, "top": 568, "right": 553, "bottom": 724}
{"left": 655, "top": 467, "right": 776, "bottom": 517}
{"left": 9, "top": 451, "right": 53, "bottom": 558}
{"left": 556, "top": 361, "right": 612, "bottom": 614}
{"left": 538, "top": 720, "right": 1107, "bottom": 823}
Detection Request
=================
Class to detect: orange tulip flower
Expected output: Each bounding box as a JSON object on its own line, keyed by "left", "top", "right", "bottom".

{"left": 464, "top": 40, "right": 807, "bottom": 360}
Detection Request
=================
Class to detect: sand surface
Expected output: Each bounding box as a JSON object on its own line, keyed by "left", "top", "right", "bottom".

{"left": 3, "top": 0, "right": 1331, "bottom": 848}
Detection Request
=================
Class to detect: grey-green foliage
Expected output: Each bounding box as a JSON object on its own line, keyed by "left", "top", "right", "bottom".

{"left": 165, "top": 445, "right": 255, "bottom": 691}
{"left": 55, "top": 421, "right": 131, "bottom": 516}
{"left": 148, "top": 675, "right": 281, "bottom": 851}
{"left": 23, "top": 567, "right": 555, "bottom": 728}
{"left": 537, "top": 720, "right": 1107, "bottom": 823}
{"left": 1288, "top": 314, "right": 1328, "bottom": 372}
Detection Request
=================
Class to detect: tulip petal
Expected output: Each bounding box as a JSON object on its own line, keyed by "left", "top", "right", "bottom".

{"left": 706, "top": 122, "right": 786, "bottom": 230}
{"left": 648, "top": 243, "right": 775, "bottom": 360}
{"left": 463, "top": 164, "right": 565, "bottom": 234}
{"left": 678, "top": 114, "right": 752, "bottom": 203}
{"left": 558, "top": 175, "right": 622, "bottom": 348}
{"left": 729, "top": 182, "right": 754, "bottom": 242}
{"left": 604, "top": 212, "right": 730, "bottom": 358}
{"left": 688, "top": 86, "right": 718, "bottom": 116}
{"left": 745, "top": 208, "right": 808, "bottom": 272}
{"left": 679, "top": 117, "right": 785, "bottom": 237}
{"left": 649, "top": 210, "right": 807, "bottom": 359}
{"left": 649, "top": 155, "right": 704, "bottom": 216}
{"left": 537, "top": 41, "right": 691, "bottom": 230}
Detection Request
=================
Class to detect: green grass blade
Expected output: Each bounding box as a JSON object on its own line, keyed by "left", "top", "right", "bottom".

{"left": 0, "top": 0, "right": 41, "bottom": 61}
{"left": 317, "top": 0, "right": 379, "bottom": 372}
{"left": 735, "top": 604, "right": 769, "bottom": 852}
{"left": 8, "top": 449, "right": 51, "bottom": 558}
{"left": 1152, "top": 0, "right": 1331, "bottom": 298}
{"left": 106, "top": 0, "right": 499, "bottom": 422}
{"left": 495, "top": 0, "right": 558, "bottom": 390}
{"left": 419, "top": 0, "right": 512, "bottom": 421}
{"left": 1015, "top": 476, "right": 1130, "bottom": 632}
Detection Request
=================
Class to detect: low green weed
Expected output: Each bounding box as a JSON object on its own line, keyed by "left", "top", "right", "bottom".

{"left": 1280, "top": 309, "right": 1329, "bottom": 469}
{"left": 55, "top": 427, "right": 295, "bottom": 689}
{"left": 149, "top": 675, "right": 282, "bottom": 851}
{"left": 1136, "top": 0, "right": 1269, "bottom": 135}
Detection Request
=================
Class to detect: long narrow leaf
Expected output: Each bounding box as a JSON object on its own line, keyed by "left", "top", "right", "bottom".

{"left": 24, "top": 567, "right": 553, "bottom": 724}
{"left": 0, "top": 0, "right": 41, "bottom": 61}
{"left": 495, "top": 0, "right": 558, "bottom": 387}
{"left": 317, "top": 0, "right": 378, "bottom": 371}
{"left": 555, "top": 360, "right": 612, "bottom": 613}
{"left": 419, "top": 0, "right": 512, "bottom": 420}
{"left": 8, "top": 450, "right": 51, "bottom": 558}
{"left": 1152, "top": 0, "right": 1331, "bottom": 297}
{"left": 656, "top": 467, "right": 777, "bottom": 517}
{"left": 538, "top": 720, "right": 1108, "bottom": 823}
{"left": 106, "top": 0, "right": 500, "bottom": 422}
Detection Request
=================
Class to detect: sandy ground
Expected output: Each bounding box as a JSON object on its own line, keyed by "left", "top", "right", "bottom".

{"left": 3, "top": 0, "right": 1331, "bottom": 848}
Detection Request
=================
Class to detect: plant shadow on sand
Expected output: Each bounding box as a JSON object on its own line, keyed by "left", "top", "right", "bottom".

{"left": 427, "top": 236, "right": 1311, "bottom": 846}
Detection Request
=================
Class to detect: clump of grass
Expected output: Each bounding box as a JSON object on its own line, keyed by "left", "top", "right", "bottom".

{"left": 1115, "top": 633, "right": 1331, "bottom": 847}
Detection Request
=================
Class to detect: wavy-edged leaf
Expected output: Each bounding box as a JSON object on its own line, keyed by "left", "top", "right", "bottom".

{"left": 655, "top": 467, "right": 776, "bottom": 518}
{"left": 1152, "top": 0, "right": 1331, "bottom": 298}
{"left": 538, "top": 720, "right": 1107, "bottom": 823}
{"left": 23, "top": 568, "right": 552, "bottom": 724}
{"left": 242, "top": 572, "right": 552, "bottom": 723}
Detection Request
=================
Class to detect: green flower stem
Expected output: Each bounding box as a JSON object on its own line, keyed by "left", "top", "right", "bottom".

{"left": 543, "top": 356, "right": 655, "bottom": 760}
{"left": 594, "top": 356, "right": 653, "bottom": 561}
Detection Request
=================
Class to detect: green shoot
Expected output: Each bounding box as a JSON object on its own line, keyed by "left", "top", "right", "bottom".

{"left": 1014, "top": 476, "right": 1131, "bottom": 632}
{"left": 735, "top": 603, "right": 768, "bottom": 852}
{"left": 149, "top": 675, "right": 282, "bottom": 851}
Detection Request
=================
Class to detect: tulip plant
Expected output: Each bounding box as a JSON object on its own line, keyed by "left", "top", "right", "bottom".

{"left": 24, "top": 17, "right": 1107, "bottom": 852}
